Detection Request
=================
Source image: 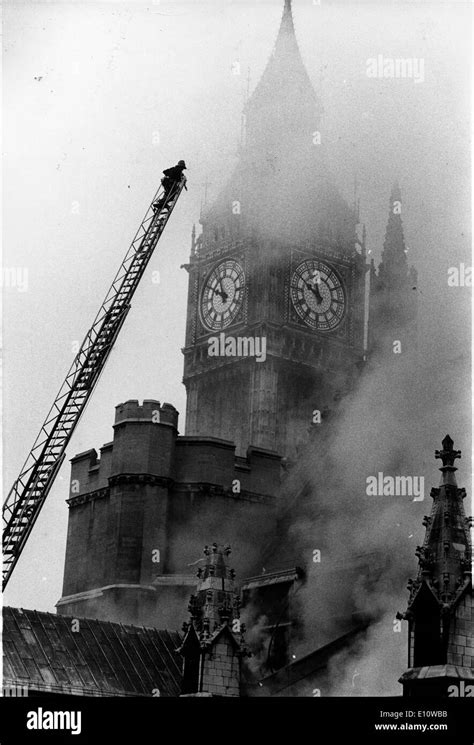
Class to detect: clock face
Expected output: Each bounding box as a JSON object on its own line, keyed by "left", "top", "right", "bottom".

{"left": 200, "top": 259, "right": 245, "bottom": 330}
{"left": 290, "top": 259, "right": 346, "bottom": 331}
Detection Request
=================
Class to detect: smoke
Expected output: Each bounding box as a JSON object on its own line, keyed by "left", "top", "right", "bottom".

{"left": 325, "top": 612, "right": 408, "bottom": 697}
{"left": 241, "top": 609, "right": 272, "bottom": 679}
{"left": 197, "top": 5, "right": 471, "bottom": 692}
{"left": 5, "top": 1, "right": 468, "bottom": 699}
{"left": 269, "top": 338, "right": 470, "bottom": 694}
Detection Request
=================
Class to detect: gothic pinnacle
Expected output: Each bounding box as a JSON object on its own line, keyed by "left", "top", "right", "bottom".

{"left": 435, "top": 434, "right": 461, "bottom": 486}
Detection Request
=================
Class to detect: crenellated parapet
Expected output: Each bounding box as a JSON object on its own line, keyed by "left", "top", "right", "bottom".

{"left": 66, "top": 400, "right": 178, "bottom": 500}
{"left": 114, "top": 399, "right": 178, "bottom": 428}
{"left": 67, "top": 403, "right": 280, "bottom": 508}
{"left": 59, "top": 401, "right": 279, "bottom": 628}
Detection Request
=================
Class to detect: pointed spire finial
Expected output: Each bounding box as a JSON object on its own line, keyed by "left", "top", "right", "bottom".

{"left": 278, "top": 0, "right": 296, "bottom": 40}
{"left": 435, "top": 434, "right": 461, "bottom": 486}
{"left": 435, "top": 434, "right": 461, "bottom": 467}
{"left": 390, "top": 180, "right": 402, "bottom": 205}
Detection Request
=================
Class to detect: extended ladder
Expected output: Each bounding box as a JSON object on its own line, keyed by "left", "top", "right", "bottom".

{"left": 2, "top": 176, "right": 186, "bottom": 589}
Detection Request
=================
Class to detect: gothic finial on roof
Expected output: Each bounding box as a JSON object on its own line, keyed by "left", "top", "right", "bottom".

{"left": 180, "top": 544, "right": 246, "bottom": 648}
{"left": 435, "top": 434, "right": 461, "bottom": 467}
{"left": 435, "top": 435, "right": 461, "bottom": 486}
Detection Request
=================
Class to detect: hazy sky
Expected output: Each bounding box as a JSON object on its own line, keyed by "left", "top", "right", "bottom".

{"left": 3, "top": 0, "right": 471, "bottom": 616}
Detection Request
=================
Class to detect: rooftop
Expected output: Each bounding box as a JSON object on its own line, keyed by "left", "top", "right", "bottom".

{"left": 3, "top": 606, "right": 183, "bottom": 697}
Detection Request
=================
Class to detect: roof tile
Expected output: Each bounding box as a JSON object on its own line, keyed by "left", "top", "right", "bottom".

{"left": 3, "top": 606, "right": 182, "bottom": 697}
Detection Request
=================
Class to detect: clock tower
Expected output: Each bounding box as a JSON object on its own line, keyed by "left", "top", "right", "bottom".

{"left": 183, "top": 0, "right": 368, "bottom": 460}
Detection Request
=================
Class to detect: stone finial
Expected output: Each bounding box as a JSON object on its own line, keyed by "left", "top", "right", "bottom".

{"left": 435, "top": 435, "right": 461, "bottom": 467}
{"left": 435, "top": 435, "right": 461, "bottom": 487}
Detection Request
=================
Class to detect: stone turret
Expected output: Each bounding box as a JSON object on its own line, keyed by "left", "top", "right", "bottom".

{"left": 58, "top": 400, "right": 279, "bottom": 628}
{"left": 398, "top": 436, "right": 473, "bottom": 697}
{"left": 179, "top": 544, "right": 248, "bottom": 697}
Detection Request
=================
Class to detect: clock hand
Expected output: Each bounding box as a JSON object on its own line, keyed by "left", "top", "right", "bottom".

{"left": 214, "top": 284, "right": 229, "bottom": 303}
{"left": 305, "top": 281, "right": 323, "bottom": 304}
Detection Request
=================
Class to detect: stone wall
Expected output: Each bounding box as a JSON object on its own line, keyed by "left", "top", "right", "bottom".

{"left": 201, "top": 637, "right": 240, "bottom": 697}
{"left": 447, "top": 590, "right": 474, "bottom": 668}
{"left": 57, "top": 399, "right": 279, "bottom": 629}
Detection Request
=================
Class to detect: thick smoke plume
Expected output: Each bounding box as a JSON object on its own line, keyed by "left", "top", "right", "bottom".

{"left": 251, "top": 336, "right": 470, "bottom": 694}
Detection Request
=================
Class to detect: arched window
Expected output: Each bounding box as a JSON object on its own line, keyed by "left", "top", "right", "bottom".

{"left": 412, "top": 587, "right": 445, "bottom": 666}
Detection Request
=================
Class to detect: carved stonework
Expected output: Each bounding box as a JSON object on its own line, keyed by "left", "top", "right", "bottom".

{"left": 67, "top": 487, "right": 109, "bottom": 509}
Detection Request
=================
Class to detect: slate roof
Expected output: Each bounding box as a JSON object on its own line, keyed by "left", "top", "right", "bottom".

{"left": 2, "top": 606, "right": 183, "bottom": 697}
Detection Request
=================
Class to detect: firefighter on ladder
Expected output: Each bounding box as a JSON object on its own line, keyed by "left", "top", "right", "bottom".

{"left": 153, "top": 160, "right": 187, "bottom": 213}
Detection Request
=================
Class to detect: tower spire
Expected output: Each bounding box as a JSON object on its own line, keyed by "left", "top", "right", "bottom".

{"left": 435, "top": 434, "right": 461, "bottom": 487}
{"left": 244, "top": 0, "right": 323, "bottom": 134}
{"left": 280, "top": 0, "right": 295, "bottom": 37}
{"left": 380, "top": 181, "right": 408, "bottom": 282}
{"left": 405, "top": 436, "right": 470, "bottom": 612}
{"left": 368, "top": 181, "right": 418, "bottom": 357}
{"left": 398, "top": 436, "right": 473, "bottom": 696}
